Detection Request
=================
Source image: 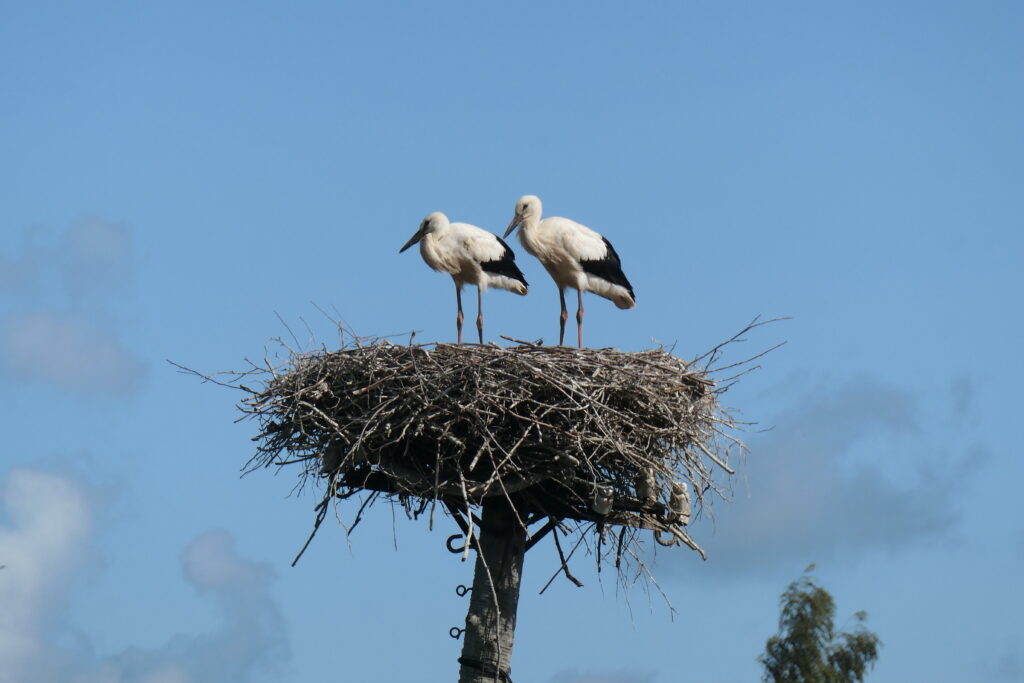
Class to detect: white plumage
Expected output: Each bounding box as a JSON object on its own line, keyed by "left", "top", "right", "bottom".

{"left": 504, "top": 195, "right": 635, "bottom": 347}
{"left": 400, "top": 211, "right": 528, "bottom": 345}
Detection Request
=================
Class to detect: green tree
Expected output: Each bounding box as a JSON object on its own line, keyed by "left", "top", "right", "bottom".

{"left": 759, "top": 565, "right": 882, "bottom": 683}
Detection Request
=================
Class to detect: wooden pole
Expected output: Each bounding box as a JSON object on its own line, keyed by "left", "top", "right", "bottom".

{"left": 457, "top": 497, "right": 526, "bottom": 683}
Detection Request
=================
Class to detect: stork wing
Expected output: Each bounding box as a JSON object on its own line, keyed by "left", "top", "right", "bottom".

{"left": 548, "top": 217, "right": 635, "bottom": 304}
{"left": 552, "top": 218, "right": 606, "bottom": 264}
{"left": 466, "top": 232, "right": 527, "bottom": 286}
{"left": 460, "top": 229, "right": 508, "bottom": 264}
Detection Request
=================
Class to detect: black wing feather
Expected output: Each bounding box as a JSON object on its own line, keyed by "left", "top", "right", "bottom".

{"left": 579, "top": 237, "right": 635, "bottom": 301}
{"left": 480, "top": 236, "right": 529, "bottom": 287}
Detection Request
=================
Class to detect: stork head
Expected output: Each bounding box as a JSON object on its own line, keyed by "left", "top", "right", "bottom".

{"left": 400, "top": 212, "right": 448, "bottom": 253}
{"left": 503, "top": 195, "right": 542, "bottom": 238}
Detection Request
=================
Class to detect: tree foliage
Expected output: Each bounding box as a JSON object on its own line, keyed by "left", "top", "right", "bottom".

{"left": 759, "top": 565, "right": 882, "bottom": 682}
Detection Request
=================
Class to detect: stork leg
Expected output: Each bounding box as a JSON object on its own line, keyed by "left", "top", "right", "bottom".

{"left": 576, "top": 289, "right": 584, "bottom": 349}
{"left": 455, "top": 283, "right": 464, "bottom": 346}
{"left": 558, "top": 288, "right": 568, "bottom": 346}
{"left": 476, "top": 286, "right": 484, "bottom": 345}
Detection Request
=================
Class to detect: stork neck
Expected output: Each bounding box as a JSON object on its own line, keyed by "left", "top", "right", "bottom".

{"left": 419, "top": 230, "right": 439, "bottom": 259}
{"left": 519, "top": 214, "right": 540, "bottom": 233}
{"left": 515, "top": 216, "right": 543, "bottom": 257}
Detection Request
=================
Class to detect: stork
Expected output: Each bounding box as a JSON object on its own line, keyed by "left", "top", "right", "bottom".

{"left": 400, "top": 212, "right": 528, "bottom": 345}
{"left": 504, "top": 195, "right": 635, "bottom": 347}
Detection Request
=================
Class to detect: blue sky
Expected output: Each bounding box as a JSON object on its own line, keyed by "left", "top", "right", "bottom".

{"left": 1, "top": 2, "right": 1022, "bottom": 681}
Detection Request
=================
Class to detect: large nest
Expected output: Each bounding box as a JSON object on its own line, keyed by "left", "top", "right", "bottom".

{"left": 234, "top": 320, "right": 778, "bottom": 579}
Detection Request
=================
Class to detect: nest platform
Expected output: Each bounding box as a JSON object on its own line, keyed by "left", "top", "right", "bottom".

{"left": 241, "top": 339, "right": 745, "bottom": 564}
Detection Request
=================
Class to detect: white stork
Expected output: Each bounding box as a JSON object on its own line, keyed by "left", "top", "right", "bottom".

{"left": 504, "top": 195, "right": 635, "bottom": 347}
{"left": 400, "top": 211, "right": 528, "bottom": 345}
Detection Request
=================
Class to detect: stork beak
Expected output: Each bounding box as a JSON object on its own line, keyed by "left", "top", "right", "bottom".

{"left": 399, "top": 228, "right": 425, "bottom": 253}
{"left": 503, "top": 213, "right": 523, "bottom": 239}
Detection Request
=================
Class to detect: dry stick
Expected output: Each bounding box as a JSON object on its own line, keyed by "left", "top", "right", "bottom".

{"left": 457, "top": 469, "right": 476, "bottom": 564}
{"left": 166, "top": 359, "right": 256, "bottom": 392}
{"left": 615, "top": 526, "right": 627, "bottom": 570}
{"left": 291, "top": 497, "right": 329, "bottom": 566}
{"left": 350, "top": 360, "right": 418, "bottom": 396}
{"left": 695, "top": 440, "right": 736, "bottom": 475}
{"left": 498, "top": 335, "right": 543, "bottom": 348}
{"left": 540, "top": 528, "right": 585, "bottom": 594}
{"left": 621, "top": 542, "right": 677, "bottom": 618}
{"left": 524, "top": 518, "right": 559, "bottom": 552}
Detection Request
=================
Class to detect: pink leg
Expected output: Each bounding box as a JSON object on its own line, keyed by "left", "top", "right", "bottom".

{"left": 476, "top": 287, "right": 484, "bottom": 344}
{"left": 576, "top": 289, "right": 584, "bottom": 348}
{"left": 455, "top": 283, "right": 464, "bottom": 346}
{"left": 558, "top": 288, "right": 568, "bottom": 346}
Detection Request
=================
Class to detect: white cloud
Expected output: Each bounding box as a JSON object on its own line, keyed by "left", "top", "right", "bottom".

{"left": 0, "top": 469, "right": 93, "bottom": 683}
{"left": 0, "top": 468, "right": 289, "bottom": 683}
{"left": 0, "top": 218, "right": 134, "bottom": 299}
{"left": 659, "top": 375, "right": 969, "bottom": 579}
{"left": 0, "top": 218, "right": 145, "bottom": 397}
{"left": 69, "top": 532, "right": 288, "bottom": 683}
{"left": 2, "top": 311, "right": 147, "bottom": 396}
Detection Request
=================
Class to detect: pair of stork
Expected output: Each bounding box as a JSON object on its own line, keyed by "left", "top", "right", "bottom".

{"left": 400, "top": 195, "right": 635, "bottom": 347}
